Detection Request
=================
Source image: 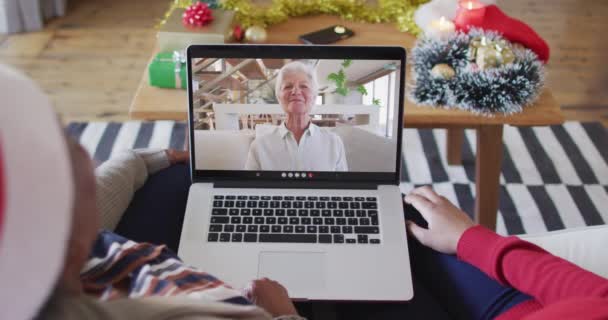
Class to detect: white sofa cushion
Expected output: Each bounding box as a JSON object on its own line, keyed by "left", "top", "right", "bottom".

{"left": 519, "top": 225, "right": 608, "bottom": 278}
{"left": 332, "top": 126, "right": 396, "bottom": 172}
{"left": 193, "top": 130, "right": 254, "bottom": 170}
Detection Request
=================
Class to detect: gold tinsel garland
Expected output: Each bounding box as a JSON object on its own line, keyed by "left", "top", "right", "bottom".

{"left": 159, "top": 0, "right": 428, "bottom": 36}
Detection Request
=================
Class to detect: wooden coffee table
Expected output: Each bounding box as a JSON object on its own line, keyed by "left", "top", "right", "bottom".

{"left": 129, "top": 15, "right": 564, "bottom": 230}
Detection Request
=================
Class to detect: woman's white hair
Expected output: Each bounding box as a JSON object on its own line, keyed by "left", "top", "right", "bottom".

{"left": 274, "top": 60, "right": 319, "bottom": 101}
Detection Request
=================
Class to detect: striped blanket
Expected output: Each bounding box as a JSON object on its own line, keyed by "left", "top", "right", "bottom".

{"left": 81, "top": 231, "right": 251, "bottom": 304}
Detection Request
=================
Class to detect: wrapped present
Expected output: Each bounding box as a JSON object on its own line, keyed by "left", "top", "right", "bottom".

{"left": 158, "top": 9, "right": 236, "bottom": 52}
{"left": 149, "top": 51, "right": 187, "bottom": 89}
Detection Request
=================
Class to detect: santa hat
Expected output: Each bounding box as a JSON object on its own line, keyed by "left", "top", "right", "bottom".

{"left": 454, "top": 5, "right": 550, "bottom": 62}
{"left": 0, "top": 64, "right": 74, "bottom": 319}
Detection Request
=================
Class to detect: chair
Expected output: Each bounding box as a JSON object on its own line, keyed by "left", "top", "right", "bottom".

{"left": 0, "top": 0, "right": 66, "bottom": 33}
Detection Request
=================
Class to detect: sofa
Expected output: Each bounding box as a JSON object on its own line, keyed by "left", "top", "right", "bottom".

{"left": 519, "top": 224, "right": 608, "bottom": 278}
{"left": 193, "top": 125, "right": 399, "bottom": 172}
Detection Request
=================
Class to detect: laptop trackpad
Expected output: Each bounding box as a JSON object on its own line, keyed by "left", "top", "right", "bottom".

{"left": 258, "top": 252, "right": 326, "bottom": 296}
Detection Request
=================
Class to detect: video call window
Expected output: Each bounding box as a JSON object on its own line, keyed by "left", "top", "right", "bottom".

{"left": 190, "top": 58, "right": 402, "bottom": 173}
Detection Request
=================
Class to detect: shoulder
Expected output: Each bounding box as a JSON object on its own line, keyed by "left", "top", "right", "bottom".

{"left": 315, "top": 127, "right": 344, "bottom": 145}
{"left": 254, "top": 126, "right": 282, "bottom": 143}
{"left": 313, "top": 125, "right": 336, "bottom": 137}
{"left": 250, "top": 126, "right": 281, "bottom": 151}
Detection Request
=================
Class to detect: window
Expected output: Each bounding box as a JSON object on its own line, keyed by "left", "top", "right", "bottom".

{"left": 362, "top": 72, "right": 396, "bottom": 137}
{"left": 315, "top": 95, "right": 323, "bottom": 105}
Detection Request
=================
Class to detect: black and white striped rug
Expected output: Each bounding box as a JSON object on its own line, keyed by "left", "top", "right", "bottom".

{"left": 66, "top": 121, "right": 608, "bottom": 236}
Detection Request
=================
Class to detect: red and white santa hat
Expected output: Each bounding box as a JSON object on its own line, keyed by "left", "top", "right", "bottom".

{"left": 0, "top": 64, "right": 74, "bottom": 319}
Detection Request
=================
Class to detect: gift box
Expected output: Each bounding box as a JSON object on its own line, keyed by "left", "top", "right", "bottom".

{"left": 148, "top": 52, "right": 187, "bottom": 89}
{"left": 158, "top": 9, "right": 236, "bottom": 52}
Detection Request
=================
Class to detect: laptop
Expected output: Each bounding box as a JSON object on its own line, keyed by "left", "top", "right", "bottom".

{"left": 178, "top": 44, "right": 413, "bottom": 301}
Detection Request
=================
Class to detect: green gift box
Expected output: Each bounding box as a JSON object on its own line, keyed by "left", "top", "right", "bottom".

{"left": 148, "top": 52, "right": 187, "bottom": 89}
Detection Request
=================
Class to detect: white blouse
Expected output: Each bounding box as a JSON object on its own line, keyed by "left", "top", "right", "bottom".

{"left": 245, "top": 123, "right": 348, "bottom": 171}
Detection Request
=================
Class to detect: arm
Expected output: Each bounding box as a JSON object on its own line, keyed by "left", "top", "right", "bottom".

{"left": 458, "top": 226, "right": 608, "bottom": 305}
{"left": 405, "top": 186, "right": 608, "bottom": 307}
{"left": 95, "top": 149, "right": 174, "bottom": 231}
{"left": 245, "top": 141, "right": 261, "bottom": 170}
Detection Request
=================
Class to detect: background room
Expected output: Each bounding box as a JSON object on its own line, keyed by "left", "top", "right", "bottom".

{"left": 1, "top": 0, "right": 606, "bottom": 235}
{"left": 190, "top": 58, "right": 401, "bottom": 172}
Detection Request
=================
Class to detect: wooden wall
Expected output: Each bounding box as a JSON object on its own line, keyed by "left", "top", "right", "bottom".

{"left": 499, "top": 0, "right": 608, "bottom": 125}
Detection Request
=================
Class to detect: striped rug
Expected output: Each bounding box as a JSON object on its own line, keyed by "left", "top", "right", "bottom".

{"left": 66, "top": 121, "right": 608, "bottom": 236}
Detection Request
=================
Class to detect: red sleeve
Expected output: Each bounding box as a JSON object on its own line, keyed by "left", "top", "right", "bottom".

{"left": 457, "top": 225, "right": 608, "bottom": 305}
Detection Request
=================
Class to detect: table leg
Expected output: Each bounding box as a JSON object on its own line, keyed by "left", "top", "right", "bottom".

{"left": 475, "top": 125, "right": 504, "bottom": 230}
{"left": 447, "top": 128, "right": 464, "bottom": 165}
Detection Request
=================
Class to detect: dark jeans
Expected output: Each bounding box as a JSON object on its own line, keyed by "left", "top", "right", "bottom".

{"left": 114, "top": 164, "right": 191, "bottom": 253}
{"left": 115, "top": 164, "right": 531, "bottom": 320}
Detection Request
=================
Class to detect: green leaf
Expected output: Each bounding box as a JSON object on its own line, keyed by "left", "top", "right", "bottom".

{"left": 342, "top": 59, "right": 352, "bottom": 68}
{"left": 328, "top": 67, "right": 350, "bottom": 96}
{"left": 336, "top": 87, "right": 349, "bottom": 96}
{"left": 356, "top": 85, "right": 368, "bottom": 95}
{"left": 373, "top": 98, "right": 381, "bottom": 106}
{"left": 327, "top": 72, "right": 340, "bottom": 82}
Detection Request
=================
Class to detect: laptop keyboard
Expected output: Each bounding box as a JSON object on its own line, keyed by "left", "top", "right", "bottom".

{"left": 207, "top": 195, "right": 381, "bottom": 244}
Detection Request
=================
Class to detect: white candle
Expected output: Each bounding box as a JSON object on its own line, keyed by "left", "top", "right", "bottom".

{"left": 461, "top": 0, "right": 485, "bottom": 10}
{"left": 428, "top": 16, "right": 455, "bottom": 40}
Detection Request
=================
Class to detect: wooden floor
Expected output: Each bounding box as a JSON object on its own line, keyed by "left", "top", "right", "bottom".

{"left": 0, "top": 0, "right": 607, "bottom": 126}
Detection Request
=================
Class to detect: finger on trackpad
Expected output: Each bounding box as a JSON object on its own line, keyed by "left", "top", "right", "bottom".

{"left": 258, "top": 252, "right": 326, "bottom": 297}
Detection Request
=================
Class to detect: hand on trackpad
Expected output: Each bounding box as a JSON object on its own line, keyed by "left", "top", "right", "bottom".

{"left": 258, "top": 252, "right": 327, "bottom": 297}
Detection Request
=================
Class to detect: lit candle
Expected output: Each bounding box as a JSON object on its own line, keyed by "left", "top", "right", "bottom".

{"left": 460, "top": 0, "right": 485, "bottom": 10}
{"left": 455, "top": 0, "right": 488, "bottom": 31}
{"left": 427, "top": 16, "right": 455, "bottom": 40}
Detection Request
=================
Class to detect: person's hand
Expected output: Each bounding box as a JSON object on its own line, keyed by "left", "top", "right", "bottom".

{"left": 165, "top": 149, "right": 189, "bottom": 165}
{"left": 244, "top": 278, "right": 298, "bottom": 317}
{"left": 404, "top": 186, "right": 476, "bottom": 255}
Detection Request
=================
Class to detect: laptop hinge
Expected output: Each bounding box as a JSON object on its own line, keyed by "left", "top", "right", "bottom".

{"left": 213, "top": 180, "right": 379, "bottom": 190}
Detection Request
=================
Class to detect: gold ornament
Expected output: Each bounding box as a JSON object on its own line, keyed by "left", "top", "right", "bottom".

{"left": 430, "top": 63, "right": 455, "bottom": 80}
{"left": 468, "top": 36, "right": 516, "bottom": 70}
{"left": 244, "top": 26, "right": 268, "bottom": 43}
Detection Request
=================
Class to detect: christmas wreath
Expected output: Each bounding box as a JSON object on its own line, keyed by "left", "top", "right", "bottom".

{"left": 409, "top": 29, "right": 545, "bottom": 115}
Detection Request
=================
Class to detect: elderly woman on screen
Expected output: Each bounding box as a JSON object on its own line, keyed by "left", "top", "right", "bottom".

{"left": 245, "top": 61, "right": 348, "bottom": 171}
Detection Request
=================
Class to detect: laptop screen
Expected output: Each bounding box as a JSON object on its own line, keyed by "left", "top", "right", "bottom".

{"left": 187, "top": 45, "right": 405, "bottom": 184}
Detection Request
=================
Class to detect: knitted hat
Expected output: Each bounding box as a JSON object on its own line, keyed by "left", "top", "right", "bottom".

{"left": 0, "top": 64, "right": 74, "bottom": 319}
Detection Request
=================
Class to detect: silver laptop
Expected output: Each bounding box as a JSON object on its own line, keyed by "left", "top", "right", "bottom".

{"left": 178, "top": 45, "right": 413, "bottom": 301}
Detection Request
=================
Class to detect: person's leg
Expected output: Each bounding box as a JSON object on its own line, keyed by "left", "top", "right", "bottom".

{"left": 333, "top": 277, "right": 451, "bottom": 320}
{"left": 404, "top": 203, "right": 532, "bottom": 320}
{"left": 114, "top": 164, "right": 190, "bottom": 252}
